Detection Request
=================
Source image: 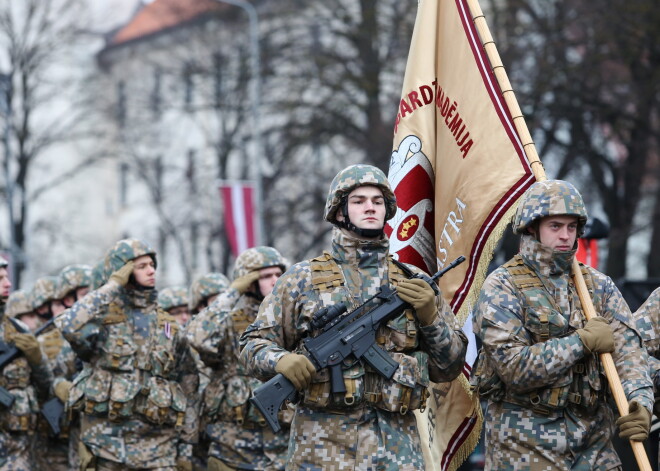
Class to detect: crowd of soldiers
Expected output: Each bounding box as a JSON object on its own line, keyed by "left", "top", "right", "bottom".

{"left": 1, "top": 165, "right": 660, "bottom": 471}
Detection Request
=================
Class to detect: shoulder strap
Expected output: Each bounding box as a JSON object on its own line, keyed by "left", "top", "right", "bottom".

{"left": 310, "top": 251, "right": 344, "bottom": 293}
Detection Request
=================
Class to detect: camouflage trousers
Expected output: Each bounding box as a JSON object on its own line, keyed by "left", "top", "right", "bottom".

{"left": 96, "top": 457, "right": 177, "bottom": 470}
{"left": 0, "top": 431, "right": 32, "bottom": 471}
{"left": 206, "top": 421, "right": 288, "bottom": 470}
{"left": 286, "top": 405, "right": 424, "bottom": 471}
{"left": 81, "top": 414, "right": 179, "bottom": 469}
{"left": 34, "top": 434, "right": 68, "bottom": 471}
{"left": 484, "top": 401, "right": 622, "bottom": 470}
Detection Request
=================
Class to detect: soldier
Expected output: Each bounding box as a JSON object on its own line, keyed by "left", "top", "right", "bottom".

{"left": 159, "top": 286, "right": 192, "bottom": 327}
{"left": 189, "top": 273, "right": 231, "bottom": 315}
{"left": 471, "top": 179, "right": 653, "bottom": 470}
{"left": 31, "top": 275, "right": 59, "bottom": 324}
{"left": 55, "top": 238, "right": 199, "bottom": 471}
{"left": 5, "top": 290, "right": 41, "bottom": 331}
{"left": 187, "top": 247, "right": 288, "bottom": 471}
{"left": 240, "top": 164, "right": 468, "bottom": 470}
{"left": 0, "top": 259, "right": 54, "bottom": 471}
{"left": 635, "top": 287, "right": 660, "bottom": 393}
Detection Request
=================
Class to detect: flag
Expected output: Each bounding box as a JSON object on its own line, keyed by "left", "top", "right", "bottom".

{"left": 219, "top": 181, "right": 258, "bottom": 257}
{"left": 386, "top": 0, "right": 535, "bottom": 469}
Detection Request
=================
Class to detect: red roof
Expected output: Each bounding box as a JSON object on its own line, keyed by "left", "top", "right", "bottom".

{"left": 109, "top": 0, "right": 229, "bottom": 46}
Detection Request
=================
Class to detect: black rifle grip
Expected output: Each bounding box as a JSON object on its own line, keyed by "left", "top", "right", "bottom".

{"left": 249, "top": 373, "right": 297, "bottom": 433}
{"left": 329, "top": 363, "right": 346, "bottom": 394}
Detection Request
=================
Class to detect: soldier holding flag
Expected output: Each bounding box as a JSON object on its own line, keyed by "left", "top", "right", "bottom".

{"left": 472, "top": 180, "right": 653, "bottom": 470}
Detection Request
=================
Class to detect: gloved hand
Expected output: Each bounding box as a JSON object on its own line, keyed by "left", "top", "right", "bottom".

{"left": 208, "top": 456, "right": 234, "bottom": 471}
{"left": 109, "top": 260, "right": 134, "bottom": 287}
{"left": 275, "top": 353, "right": 316, "bottom": 390}
{"left": 396, "top": 278, "right": 437, "bottom": 326}
{"left": 54, "top": 380, "right": 73, "bottom": 402}
{"left": 576, "top": 317, "right": 614, "bottom": 355}
{"left": 176, "top": 459, "right": 193, "bottom": 471}
{"left": 13, "top": 333, "right": 43, "bottom": 366}
{"left": 616, "top": 401, "right": 651, "bottom": 441}
{"left": 230, "top": 271, "right": 260, "bottom": 294}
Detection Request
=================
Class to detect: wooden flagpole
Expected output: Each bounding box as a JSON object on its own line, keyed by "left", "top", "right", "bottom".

{"left": 465, "top": 0, "right": 652, "bottom": 469}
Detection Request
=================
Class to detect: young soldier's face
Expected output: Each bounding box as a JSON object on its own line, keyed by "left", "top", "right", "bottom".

{"left": 337, "top": 185, "right": 386, "bottom": 232}
{"left": 51, "top": 298, "right": 67, "bottom": 317}
{"left": 169, "top": 305, "right": 191, "bottom": 326}
{"left": 258, "top": 266, "right": 283, "bottom": 297}
{"left": 0, "top": 268, "right": 11, "bottom": 298}
{"left": 132, "top": 255, "right": 156, "bottom": 288}
{"left": 534, "top": 215, "right": 579, "bottom": 251}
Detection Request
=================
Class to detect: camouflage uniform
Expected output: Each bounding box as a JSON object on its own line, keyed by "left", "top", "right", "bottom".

{"left": 240, "top": 165, "right": 468, "bottom": 471}
{"left": 187, "top": 247, "right": 290, "bottom": 470}
{"left": 472, "top": 180, "right": 653, "bottom": 470}
{"left": 0, "top": 289, "right": 54, "bottom": 471}
{"left": 55, "top": 239, "right": 200, "bottom": 470}
{"left": 48, "top": 265, "right": 93, "bottom": 471}
{"left": 189, "top": 273, "right": 230, "bottom": 315}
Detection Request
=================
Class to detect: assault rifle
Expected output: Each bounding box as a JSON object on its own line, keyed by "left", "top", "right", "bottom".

{"left": 250, "top": 256, "right": 466, "bottom": 433}
{"left": 0, "top": 317, "right": 56, "bottom": 409}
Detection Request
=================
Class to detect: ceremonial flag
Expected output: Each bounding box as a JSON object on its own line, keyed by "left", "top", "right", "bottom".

{"left": 219, "top": 181, "right": 258, "bottom": 257}
{"left": 386, "top": 0, "right": 535, "bottom": 469}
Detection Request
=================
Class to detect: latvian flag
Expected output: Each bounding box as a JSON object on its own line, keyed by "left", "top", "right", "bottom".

{"left": 219, "top": 181, "right": 258, "bottom": 257}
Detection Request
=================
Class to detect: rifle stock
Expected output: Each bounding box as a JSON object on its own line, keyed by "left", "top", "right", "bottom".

{"left": 250, "top": 256, "right": 465, "bottom": 433}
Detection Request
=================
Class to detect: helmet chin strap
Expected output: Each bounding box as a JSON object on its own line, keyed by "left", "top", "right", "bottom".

{"left": 337, "top": 200, "right": 384, "bottom": 238}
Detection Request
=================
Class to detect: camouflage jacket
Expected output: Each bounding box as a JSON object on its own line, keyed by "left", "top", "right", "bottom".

{"left": 0, "top": 313, "right": 53, "bottom": 433}
{"left": 55, "top": 281, "right": 199, "bottom": 444}
{"left": 240, "top": 227, "right": 467, "bottom": 413}
{"left": 634, "top": 287, "right": 660, "bottom": 390}
{"left": 473, "top": 235, "right": 653, "bottom": 413}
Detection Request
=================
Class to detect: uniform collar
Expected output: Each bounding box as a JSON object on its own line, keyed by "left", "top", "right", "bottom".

{"left": 519, "top": 235, "right": 577, "bottom": 277}
{"left": 330, "top": 227, "right": 389, "bottom": 268}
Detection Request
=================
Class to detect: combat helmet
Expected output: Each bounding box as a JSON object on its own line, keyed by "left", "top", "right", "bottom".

{"left": 6, "top": 290, "right": 33, "bottom": 318}
{"left": 158, "top": 286, "right": 188, "bottom": 311}
{"left": 324, "top": 164, "right": 397, "bottom": 237}
{"left": 233, "top": 246, "right": 287, "bottom": 280}
{"left": 513, "top": 180, "right": 588, "bottom": 236}
{"left": 56, "top": 264, "right": 92, "bottom": 300}
{"left": 189, "top": 272, "right": 230, "bottom": 312}
{"left": 104, "top": 238, "right": 157, "bottom": 274}
{"left": 30, "top": 276, "right": 59, "bottom": 310}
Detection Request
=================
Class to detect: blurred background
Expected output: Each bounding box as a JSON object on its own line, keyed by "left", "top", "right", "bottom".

{"left": 0, "top": 0, "right": 657, "bottom": 297}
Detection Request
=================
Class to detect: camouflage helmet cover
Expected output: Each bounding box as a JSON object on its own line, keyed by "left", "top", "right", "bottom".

{"left": 6, "top": 290, "right": 33, "bottom": 318}
{"left": 324, "top": 164, "right": 397, "bottom": 224}
{"left": 104, "top": 238, "right": 157, "bottom": 275}
{"left": 30, "top": 276, "right": 59, "bottom": 309}
{"left": 158, "top": 286, "right": 188, "bottom": 311}
{"left": 188, "top": 272, "right": 230, "bottom": 311}
{"left": 90, "top": 258, "right": 108, "bottom": 290}
{"left": 513, "top": 180, "right": 588, "bottom": 235}
{"left": 56, "top": 264, "right": 93, "bottom": 299}
{"left": 232, "top": 246, "right": 287, "bottom": 280}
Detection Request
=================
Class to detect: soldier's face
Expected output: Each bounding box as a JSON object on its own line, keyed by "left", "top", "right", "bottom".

{"left": 169, "top": 305, "right": 191, "bottom": 326}
{"left": 337, "top": 186, "right": 386, "bottom": 232}
{"left": 0, "top": 268, "right": 11, "bottom": 297}
{"left": 258, "top": 266, "right": 283, "bottom": 297}
{"left": 534, "top": 216, "right": 579, "bottom": 251}
{"left": 132, "top": 255, "right": 156, "bottom": 288}
{"left": 51, "top": 298, "right": 67, "bottom": 317}
{"left": 17, "top": 312, "right": 41, "bottom": 331}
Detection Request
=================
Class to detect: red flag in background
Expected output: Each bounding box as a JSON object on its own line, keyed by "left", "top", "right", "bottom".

{"left": 219, "top": 181, "right": 257, "bottom": 257}
{"left": 388, "top": 0, "right": 534, "bottom": 469}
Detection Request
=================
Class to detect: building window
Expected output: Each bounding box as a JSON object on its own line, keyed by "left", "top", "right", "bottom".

{"left": 117, "top": 81, "right": 126, "bottom": 126}
{"left": 213, "top": 53, "right": 223, "bottom": 108}
{"left": 186, "top": 149, "right": 196, "bottom": 195}
{"left": 151, "top": 67, "right": 161, "bottom": 116}
{"left": 183, "top": 63, "right": 194, "bottom": 111}
{"left": 119, "top": 162, "right": 129, "bottom": 207}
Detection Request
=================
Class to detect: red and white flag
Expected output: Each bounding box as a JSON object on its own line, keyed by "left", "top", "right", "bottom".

{"left": 219, "top": 181, "right": 258, "bottom": 257}
{"left": 387, "top": 0, "right": 534, "bottom": 469}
